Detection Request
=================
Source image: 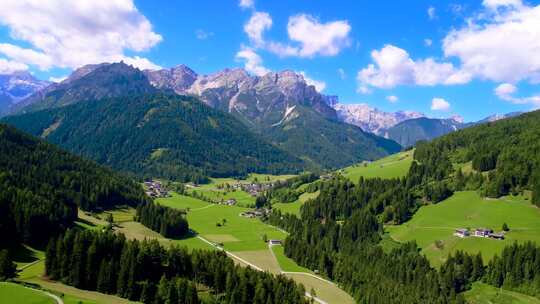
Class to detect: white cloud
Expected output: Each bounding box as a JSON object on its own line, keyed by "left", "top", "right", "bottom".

{"left": 285, "top": 14, "right": 351, "bottom": 57}
{"left": 0, "top": 0, "right": 162, "bottom": 71}
{"left": 357, "top": 44, "right": 470, "bottom": 91}
{"left": 428, "top": 6, "right": 437, "bottom": 20}
{"left": 337, "top": 68, "right": 346, "bottom": 80}
{"left": 195, "top": 29, "right": 214, "bottom": 40}
{"left": 424, "top": 39, "right": 433, "bottom": 47}
{"left": 242, "top": 12, "right": 351, "bottom": 58}
{"left": 0, "top": 58, "right": 28, "bottom": 73}
{"left": 431, "top": 97, "right": 451, "bottom": 111}
{"left": 49, "top": 75, "right": 67, "bottom": 83}
{"left": 443, "top": 2, "right": 540, "bottom": 84}
{"left": 494, "top": 83, "right": 540, "bottom": 107}
{"left": 386, "top": 95, "right": 398, "bottom": 103}
{"left": 482, "top": 0, "right": 522, "bottom": 9}
{"left": 299, "top": 71, "right": 326, "bottom": 92}
{"left": 235, "top": 46, "right": 269, "bottom": 76}
{"left": 244, "top": 12, "right": 272, "bottom": 46}
{"left": 122, "top": 56, "right": 161, "bottom": 70}
{"left": 239, "top": 0, "right": 255, "bottom": 9}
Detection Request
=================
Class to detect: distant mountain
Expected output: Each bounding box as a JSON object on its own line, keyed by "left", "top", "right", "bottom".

{"left": 145, "top": 66, "right": 400, "bottom": 168}
{"left": 333, "top": 103, "right": 425, "bottom": 135}
{"left": 3, "top": 92, "right": 305, "bottom": 183}
{"left": 384, "top": 117, "right": 464, "bottom": 148}
{"left": 0, "top": 72, "right": 50, "bottom": 115}
{"left": 475, "top": 112, "right": 523, "bottom": 124}
{"left": 13, "top": 62, "right": 157, "bottom": 114}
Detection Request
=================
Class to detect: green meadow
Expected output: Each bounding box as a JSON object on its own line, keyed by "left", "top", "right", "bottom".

{"left": 0, "top": 282, "right": 54, "bottom": 304}
{"left": 464, "top": 282, "right": 540, "bottom": 304}
{"left": 273, "top": 190, "right": 320, "bottom": 216}
{"left": 271, "top": 245, "right": 311, "bottom": 273}
{"left": 156, "top": 193, "right": 286, "bottom": 251}
{"left": 341, "top": 150, "right": 413, "bottom": 182}
{"left": 387, "top": 191, "right": 540, "bottom": 266}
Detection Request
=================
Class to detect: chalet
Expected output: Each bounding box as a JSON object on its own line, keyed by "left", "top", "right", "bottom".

{"left": 489, "top": 232, "right": 505, "bottom": 240}
{"left": 454, "top": 228, "right": 470, "bottom": 238}
{"left": 474, "top": 228, "right": 493, "bottom": 238}
{"left": 223, "top": 199, "right": 237, "bottom": 206}
{"left": 268, "top": 239, "right": 282, "bottom": 245}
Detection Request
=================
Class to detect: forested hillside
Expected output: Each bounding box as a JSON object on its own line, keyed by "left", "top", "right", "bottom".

{"left": 45, "top": 230, "right": 309, "bottom": 304}
{"left": 3, "top": 93, "right": 305, "bottom": 183}
{"left": 0, "top": 124, "right": 148, "bottom": 246}
{"left": 266, "top": 110, "right": 540, "bottom": 303}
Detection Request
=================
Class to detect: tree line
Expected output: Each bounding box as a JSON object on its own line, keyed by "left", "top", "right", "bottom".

{"left": 135, "top": 202, "right": 189, "bottom": 239}
{"left": 45, "top": 229, "right": 310, "bottom": 304}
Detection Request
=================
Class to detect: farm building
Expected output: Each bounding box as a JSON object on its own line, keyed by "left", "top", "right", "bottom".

{"left": 454, "top": 228, "right": 470, "bottom": 238}
{"left": 474, "top": 228, "right": 493, "bottom": 237}
{"left": 269, "top": 239, "right": 282, "bottom": 245}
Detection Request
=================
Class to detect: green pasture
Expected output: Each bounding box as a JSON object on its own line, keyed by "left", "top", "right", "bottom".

{"left": 273, "top": 190, "right": 320, "bottom": 216}
{"left": 341, "top": 150, "right": 413, "bottom": 182}
{"left": 0, "top": 282, "right": 54, "bottom": 304}
{"left": 464, "top": 282, "right": 540, "bottom": 304}
{"left": 387, "top": 191, "right": 540, "bottom": 266}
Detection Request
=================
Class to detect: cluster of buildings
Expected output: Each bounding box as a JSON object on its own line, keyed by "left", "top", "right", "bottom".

{"left": 232, "top": 182, "right": 274, "bottom": 197}
{"left": 240, "top": 208, "right": 270, "bottom": 218}
{"left": 144, "top": 180, "right": 169, "bottom": 198}
{"left": 221, "top": 198, "right": 237, "bottom": 206}
{"left": 454, "top": 228, "right": 505, "bottom": 240}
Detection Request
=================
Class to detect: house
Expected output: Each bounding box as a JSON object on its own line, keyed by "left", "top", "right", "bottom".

{"left": 269, "top": 239, "right": 282, "bottom": 245}
{"left": 474, "top": 228, "right": 493, "bottom": 237}
{"left": 224, "top": 199, "right": 237, "bottom": 206}
{"left": 489, "top": 233, "right": 505, "bottom": 240}
{"left": 454, "top": 228, "right": 470, "bottom": 238}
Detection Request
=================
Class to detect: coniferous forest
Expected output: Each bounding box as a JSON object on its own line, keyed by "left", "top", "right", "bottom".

{"left": 0, "top": 124, "right": 148, "bottom": 247}
{"left": 136, "top": 202, "right": 190, "bottom": 239}
{"left": 45, "top": 230, "right": 309, "bottom": 304}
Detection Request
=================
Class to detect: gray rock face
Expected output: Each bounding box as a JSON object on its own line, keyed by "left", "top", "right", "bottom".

{"left": 0, "top": 72, "right": 50, "bottom": 115}
{"left": 333, "top": 103, "right": 424, "bottom": 135}
{"left": 145, "top": 67, "right": 337, "bottom": 127}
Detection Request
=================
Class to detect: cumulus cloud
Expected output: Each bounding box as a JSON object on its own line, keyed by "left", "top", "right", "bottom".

{"left": 299, "top": 71, "right": 326, "bottom": 92}
{"left": 443, "top": 1, "right": 540, "bottom": 84}
{"left": 431, "top": 97, "right": 451, "bottom": 111}
{"left": 235, "top": 46, "right": 269, "bottom": 76}
{"left": 239, "top": 0, "right": 255, "bottom": 9}
{"left": 357, "top": 44, "right": 470, "bottom": 92}
{"left": 494, "top": 83, "right": 540, "bottom": 107}
{"left": 244, "top": 12, "right": 272, "bottom": 46}
{"left": 242, "top": 12, "right": 351, "bottom": 58}
{"left": 386, "top": 95, "right": 398, "bottom": 103}
{"left": 0, "top": 0, "right": 162, "bottom": 71}
{"left": 0, "top": 58, "right": 28, "bottom": 73}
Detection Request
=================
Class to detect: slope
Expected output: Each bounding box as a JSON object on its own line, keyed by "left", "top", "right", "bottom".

{"left": 0, "top": 123, "right": 148, "bottom": 246}
{"left": 384, "top": 117, "right": 464, "bottom": 147}
{"left": 3, "top": 93, "right": 305, "bottom": 183}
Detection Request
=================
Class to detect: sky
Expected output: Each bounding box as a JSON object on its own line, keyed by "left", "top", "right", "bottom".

{"left": 0, "top": 0, "right": 539, "bottom": 121}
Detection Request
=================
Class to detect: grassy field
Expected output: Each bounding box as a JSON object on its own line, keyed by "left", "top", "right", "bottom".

{"left": 0, "top": 282, "right": 55, "bottom": 304}
{"left": 387, "top": 191, "right": 540, "bottom": 266}
{"left": 341, "top": 150, "right": 413, "bottom": 182}
{"left": 273, "top": 191, "right": 319, "bottom": 216}
{"left": 284, "top": 273, "right": 355, "bottom": 304}
{"left": 464, "top": 282, "right": 540, "bottom": 304}
{"left": 156, "top": 193, "right": 286, "bottom": 251}
{"left": 233, "top": 249, "right": 281, "bottom": 274}
{"left": 271, "top": 245, "right": 311, "bottom": 273}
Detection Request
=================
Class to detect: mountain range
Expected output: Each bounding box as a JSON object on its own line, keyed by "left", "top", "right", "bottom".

{"left": 0, "top": 62, "right": 525, "bottom": 176}
{"left": 0, "top": 72, "right": 50, "bottom": 115}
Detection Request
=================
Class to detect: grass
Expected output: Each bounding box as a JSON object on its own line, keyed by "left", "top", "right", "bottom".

{"left": 283, "top": 273, "right": 355, "bottom": 304}
{"left": 341, "top": 150, "right": 413, "bottom": 182}
{"left": 387, "top": 191, "right": 540, "bottom": 267}
{"left": 273, "top": 191, "right": 319, "bottom": 216}
{"left": 0, "top": 282, "right": 55, "bottom": 304}
{"left": 156, "top": 193, "right": 286, "bottom": 251}
{"left": 464, "top": 282, "right": 540, "bottom": 304}
{"left": 233, "top": 249, "right": 281, "bottom": 274}
{"left": 271, "top": 245, "right": 311, "bottom": 273}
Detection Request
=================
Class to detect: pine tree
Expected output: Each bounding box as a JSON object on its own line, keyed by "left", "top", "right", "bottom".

{"left": 0, "top": 250, "right": 16, "bottom": 281}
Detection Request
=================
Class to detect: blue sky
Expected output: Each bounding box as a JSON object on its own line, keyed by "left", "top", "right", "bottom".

{"left": 0, "top": 0, "right": 539, "bottom": 121}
